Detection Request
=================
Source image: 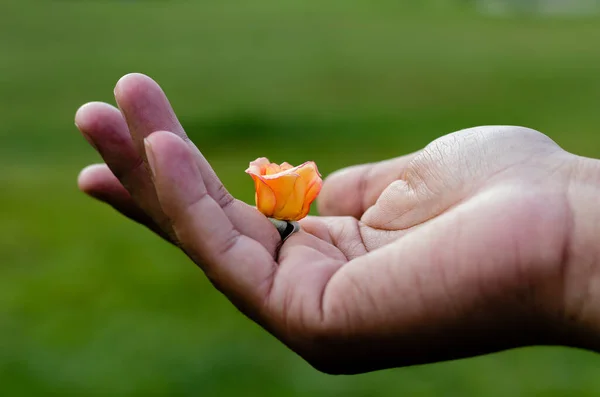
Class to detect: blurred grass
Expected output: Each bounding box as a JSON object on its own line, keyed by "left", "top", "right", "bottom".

{"left": 2, "top": 0, "right": 600, "bottom": 395}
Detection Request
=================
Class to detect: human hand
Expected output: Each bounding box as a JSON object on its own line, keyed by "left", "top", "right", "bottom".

{"left": 75, "top": 73, "right": 600, "bottom": 374}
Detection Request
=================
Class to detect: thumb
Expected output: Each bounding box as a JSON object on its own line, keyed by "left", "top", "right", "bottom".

{"left": 317, "top": 152, "right": 420, "bottom": 219}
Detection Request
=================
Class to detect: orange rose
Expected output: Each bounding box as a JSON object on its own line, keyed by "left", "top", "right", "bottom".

{"left": 245, "top": 157, "right": 323, "bottom": 221}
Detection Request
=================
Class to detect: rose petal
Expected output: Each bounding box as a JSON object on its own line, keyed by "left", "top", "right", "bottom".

{"left": 265, "top": 163, "right": 282, "bottom": 175}
{"left": 299, "top": 178, "right": 322, "bottom": 219}
{"left": 250, "top": 174, "right": 277, "bottom": 216}
{"left": 246, "top": 157, "right": 272, "bottom": 176}
{"left": 279, "top": 162, "right": 294, "bottom": 171}
{"left": 296, "top": 161, "right": 321, "bottom": 183}
{"left": 262, "top": 172, "right": 299, "bottom": 214}
{"left": 275, "top": 175, "right": 308, "bottom": 221}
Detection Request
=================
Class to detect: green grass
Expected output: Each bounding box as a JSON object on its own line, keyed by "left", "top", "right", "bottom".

{"left": 2, "top": 0, "right": 600, "bottom": 395}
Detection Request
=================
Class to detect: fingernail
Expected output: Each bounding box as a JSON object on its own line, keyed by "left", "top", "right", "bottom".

{"left": 144, "top": 138, "right": 156, "bottom": 177}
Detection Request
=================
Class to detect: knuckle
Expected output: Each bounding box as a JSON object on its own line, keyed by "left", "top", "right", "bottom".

{"left": 213, "top": 183, "right": 235, "bottom": 210}
{"left": 403, "top": 147, "right": 445, "bottom": 197}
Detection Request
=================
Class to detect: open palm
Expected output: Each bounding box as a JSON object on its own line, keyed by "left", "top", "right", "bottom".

{"left": 77, "top": 74, "right": 575, "bottom": 374}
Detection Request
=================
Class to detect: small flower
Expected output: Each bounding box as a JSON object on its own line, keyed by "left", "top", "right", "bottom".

{"left": 245, "top": 157, "right": 323, "bottom": 221}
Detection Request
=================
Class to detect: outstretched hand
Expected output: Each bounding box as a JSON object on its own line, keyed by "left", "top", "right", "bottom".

{"left": 76, "top": 73, "right": 597, "bottom": 374}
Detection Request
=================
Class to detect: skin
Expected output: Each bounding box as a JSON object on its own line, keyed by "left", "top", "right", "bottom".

{"left": 75, "top": 73, "right": 600, "bottom": 374}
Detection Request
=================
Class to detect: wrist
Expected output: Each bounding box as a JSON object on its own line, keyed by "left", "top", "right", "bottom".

{"left": 560, "top": 155, "right": 600, "bottom": 351}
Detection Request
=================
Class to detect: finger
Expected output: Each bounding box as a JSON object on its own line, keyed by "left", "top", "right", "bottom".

{"left": 114, "top": 73, "right": 280, "bottom": 253}
{"left": 299, "top": 216, "right": 405, "bottom": 258}
{"left": 75, "top": 102, "right": 140, "bottom": 177}
{"left": 75, "top": 101, "right": 174, "bottom": 236}
{"left": 317, "top": 152, "right": 420, "bottom": 219}
{"left": 144, "top": 130, "right": 278, "bottom": 308}
{"left": 77, "top": 164, "right": 173, "bottom": 242}
{"left": 113, "top": 73, "right": 187, "bottom": 151}
{"left": 361, "top": 178, "right": 452, "bottom": 231}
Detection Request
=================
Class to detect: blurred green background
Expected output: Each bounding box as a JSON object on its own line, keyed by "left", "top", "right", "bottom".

{"left": 2, "top": 0, "right": 600, "bottom": 395}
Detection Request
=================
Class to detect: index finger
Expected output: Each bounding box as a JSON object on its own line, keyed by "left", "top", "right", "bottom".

{"left": 145, "top": 130, "right": 278, "bottom": 309}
